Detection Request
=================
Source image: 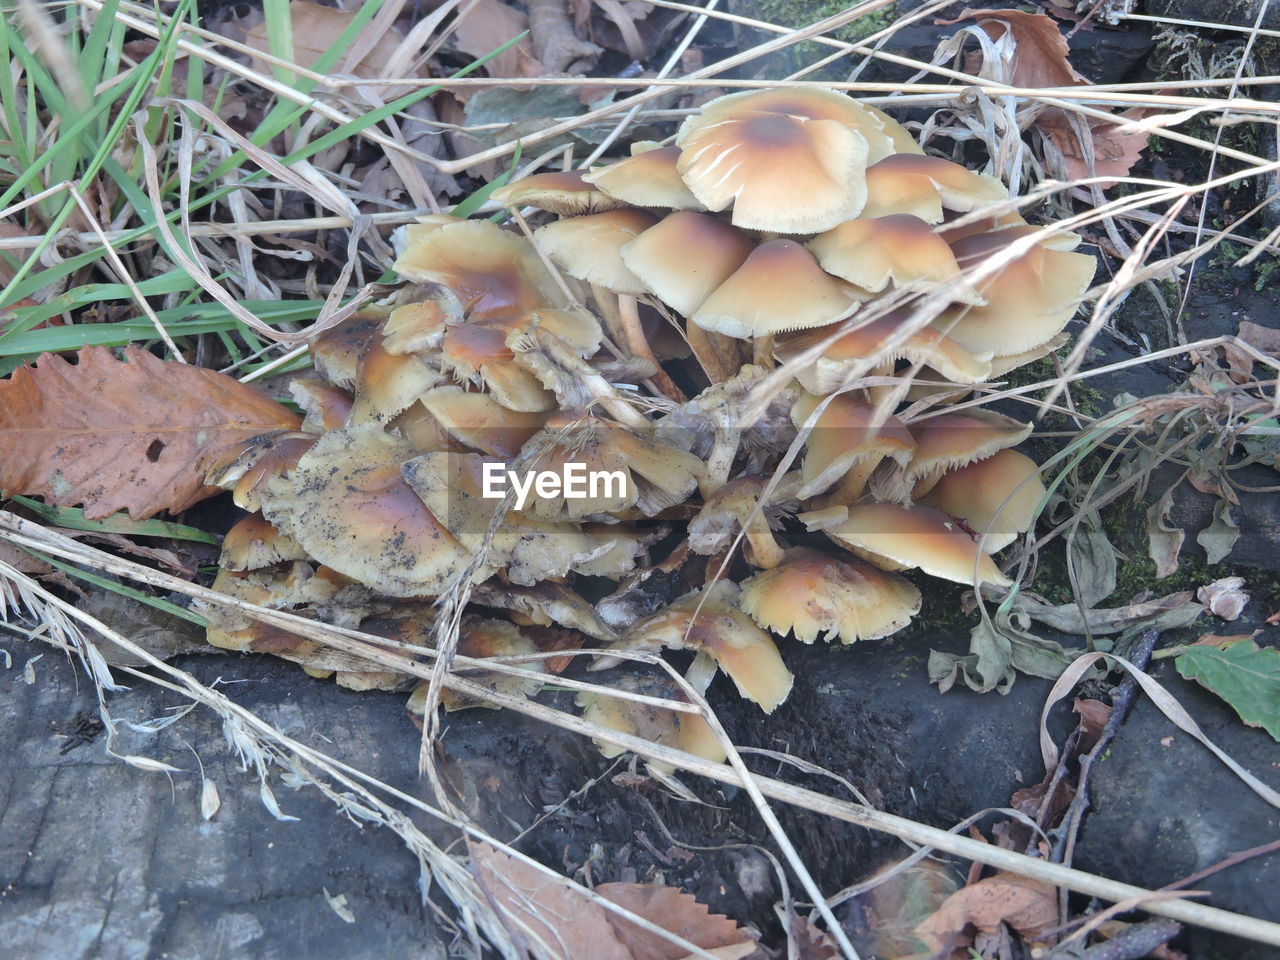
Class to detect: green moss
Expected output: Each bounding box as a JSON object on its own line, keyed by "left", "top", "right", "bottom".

{"left": 1000, "top": 354, "right": 1108, "bottom": 420}
{"left": 750, "top": 1, "right": 897, "bottom": 80}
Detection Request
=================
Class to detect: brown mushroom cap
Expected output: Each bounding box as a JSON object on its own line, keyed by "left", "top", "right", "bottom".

{"left": 392, "top": 219, "right": 566, "bottom": 320}
{"left": 806, "top": 215, "right": 982, "bottom": 302}
{"left": 407, "top": 617, "right": 542, "bottom": 713}
{"left": 622, "top": 581, "right": 795, "bottom": 713}
{"left": 419, "top": 385, "right": 548, "bottom": 460}
{"left": 534, "top": 209, "right": 659, "bottom": 295}
{"left": 576, "top": 676, "right": 726, "bottom": 772}
{"left": 939, "top": 227, "right": 1097, "bottom": 357}
{"left": 488, "top": 170, "right": 627, "bottom": 216}
{"left": 349, "top": 338, "right": 441, "bottom": 425}
{"left": 791, "top": 391, "right": 914, "bottom": 499}
{"left": 581, "top": 143, "right": 705, "bottom": 210}
{"left": 619, "top": 211, "right": 756, "bottom": 317}
{"left": 919, "top": 449, "right": 1047, "bottom": 552}
{"left": 774, "top": 314, "right": 992, "bottom": 395}
{"left": 206, "top": 430, "right": 318, "bottom": 512}
{"left": 289, "top": 378, "right": 353, "bottom": 433}
{"left": 740, "top": 547, "right": 921, "bottom": 644}
{"left": 381, "top": 293, "right": 460, "bottom": 356}
{"left": 692, "top": 239, "right": 863, "bottom": 339}
{"left": 862, "top": 155, "right": 1009, "bottom": 223}
{"left": 676, "top": 108, "right": 871, "bottom": 233}
{"left": 257, "top": 424, "right": 481, "bottom": 597}
{"left": 309, "top": 311, "right": 385, "bottom": 390}
{"left": 441, "top": 321, "right": 556, "bottom": 413}
{"left": 682, "top": 86, "right": 902, "bottom": 163}
{"left": 220, "top": 514, "right": 308, "bottom": 571}
{"left": 826, "top": 502, "right": 1012, "bottom": 587}
{"left": 884, "top": 409, "right": 1034, "bottom": 500}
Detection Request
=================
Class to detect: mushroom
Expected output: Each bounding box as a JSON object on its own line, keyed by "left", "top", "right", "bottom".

{"left": 206, "top": 430, "right": 317, "bottom": 512}
{"left": 348, "top": 337, "right": 441, "bottom": 424}
{"left": 692, "top": 240, "right": 863, "bottom": 339}
{"left": 441, "top": 320, "right": 556, "bottom": 413}
{"left": 826, "top": 502, "right": 1012, "bottom": 588}
{"left": 918, "top": 449, "right": 1047, "bottom": 552}
{"left": 257, "top": 424, "right": 484, "bottom": 597}
{"left": 488, "top": 169, "right": 628, "bottom": 216}
{"left": 619, "top": 211, "right": 756, "bottom": 317}
{"left": 220, "top": 513, "right": 308, "bottom": 571}
{"left": 309, "top": 310, "right": 385, "bottom": 390}
{"left": 581, "top": 142, "right": 704, "bottom": 210}
{"left": 774, "top": 314, "right": 992, "bottom": 396}
{"left": 613, "top": 580, "right": 795, "bottom": 713}
{"left": 790, "top": 391, "right": 914, "bottom": 500}
{"left": 577, "top": 675, "right": 726, "bottom": 772}
{"left": 418, "top": 385, "right": 548, "bottom": 460}
{"left": 806, "top": 215, "right": 983, "bottom": 303}
{"left": 380, "top": 292, "right": 460, "bottom": 356}
{"left": 861, "top": 155, "right": 1009, "bottom": 223}
{"left": 533, "top": 209, "right": 658, "bottom": 295}
{"left": 938, "top": 226, "right": 1097, "bottom": 357}
{"left": 872, "top": 408, "right": 1033, "bottom": 501}
{"left": 676, "top": 108, "right": 871, "bottom": 233}
{"left": 688, "top": 474, "right": 801, "bottom": 570}
{"left": 406, "top": 617, "right": 542, "bottom": 714}
{"left": 289, "top": 378, "right": 353, "bottom": 433}
{"left": 469, "top": 580, "right": 619, "bottom": 643}
{"left": 739, "top": 547, "right": 921, "bottom": 644}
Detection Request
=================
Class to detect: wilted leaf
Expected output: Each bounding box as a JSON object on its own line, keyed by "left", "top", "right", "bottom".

{"left": 1146, "top": 491, "right": 1184, "bottom": 578}
{"left": 0, "top": 347, "right": 300, "bottom": 519}
{"left": 1196, "top": 498, "right": 1239, "bottom": 564}
{"left": 916, "top": 871, "right": 1056, "bottom": 955}
{"left": 1042, "top": 105, "right": 1153, "bottom": 183}
{"left": 470, "top": 841, "right": 759, "bottom": 960}
{"left": 1020, "top": 590, "right": 1201, "bottom": 636}
{"left": 1068, "top": 524, "right": 1116, "bottom": 608}
{"left": 1197, "top": 576, "right": 1249, "bottom": 621}
{"left": 245, "top": 0, "right": 405, "bottom": 79}
{"left": 930, "top": 607, "right": 1081, "bottom": 694}
{"left": 942, "top": 8, "right": 1085, "bottom": 88}
{"left": 1176, "top": 637, "right": 1280, "bottom": 740}
{"left": 200, "top": 778, "right": 221, "bottom": 821}
{"left": 455, "top": 0, "right": 544, "bottom": 82}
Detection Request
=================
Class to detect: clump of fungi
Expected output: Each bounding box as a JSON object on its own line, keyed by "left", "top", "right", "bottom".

{"left": 203, "top": 87, "right": 1094, "bottom": 759}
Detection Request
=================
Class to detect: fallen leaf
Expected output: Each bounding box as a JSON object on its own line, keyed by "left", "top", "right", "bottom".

{"left": 1041, "top": 105, "right": 1154, "bottom": 184}
{"left": 323, "top": 887, "right": 356, "bottom": 924}
{"left": 0, "top": 540, "right": 53, "bottom": 575}
{"left": 1196, "top": 498, "right": 1239, "bottom": 565}
{"left": 916, "top": 871, "right": 1056, "bottom": 956}
{"left": 0, "top": 347, "right": 300, "bottom": 519}
{"left": 940, "top": 8, "right": 1086, "bottom": 88}
{"left": 1020, "top": 589, "right": 1202, "bottom": 636}
{"left": 1176, "top": 637, "right": 1280, "bottom": 741}
{"left": 454, "top": 0, "right": 545, "bottom": 84}
{"left": 1146, "top": 491, "right": 1184, "bottom": 579}
{"left": 245, "top": 0, "right": 404, "bottom": 81}
{"left": 469, "top": 841, "right": 759, "bottom": 960}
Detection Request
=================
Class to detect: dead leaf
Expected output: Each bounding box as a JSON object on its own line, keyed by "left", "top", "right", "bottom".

{"left": 469, "top": 841, "right": 759, "bottom": 960}
{"left": 1146, "top": 491, "right": 1184, "bottom": 579}
{"left": 916, "top": 871, "right": 1056, "bottom": 956}
{"left": 1042, "top": 104, "right": 1154, "bottom": 184}
{"left": 0, "top": 347, "right": 300, "bottom": 519}
{"left": 1197, "top": 576, "right": 1249, "bottom": 621}
{"left": 245, "top": 0, "right": 404, "bottom": 82}
{"left": 454, "top": 0, "right": 545, "bottom": 85}
{"left": 782, "top": 914, "right": 839, "bottom": 960}
{"left": 940, "top": 8, "right": 1086, "bottom": 88}
{"left": 0, "top": 540, "right": 53, "bottom": 575}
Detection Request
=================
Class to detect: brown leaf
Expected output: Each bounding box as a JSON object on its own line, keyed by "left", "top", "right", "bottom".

{"left": 916, "top": 871, "right": 1056, "bottom": 955}
{"left": 454, "top": 0, "right": 545, "bottom": 83}
{"left": 245, "top": 0, "right": 404, "bottom": 80}
{"left": 1042, "top": 106, "right": 1153, "bottom": 184}
{"left": 469, "top": 841, "right": 758, "bottom": 960}
{"left": 940, "top": 8, "right": 1086, "bottom": 88}
{"left": 0, "top": 540, "right": 53, "bottom": 575}
{"left": 0, "top": 347, "right": 300, "bottom": 519}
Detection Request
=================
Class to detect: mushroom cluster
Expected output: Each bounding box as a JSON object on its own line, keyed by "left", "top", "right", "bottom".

{"left": 204, "top": 87, "right": 1094, "bottom": 741}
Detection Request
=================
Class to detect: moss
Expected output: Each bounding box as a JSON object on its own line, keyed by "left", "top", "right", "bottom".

{"left": 1000, "top": 354, "right": 1108, "bottom": 420}
{"left": 748, "top": 1, "right": 898, "bottom": 80}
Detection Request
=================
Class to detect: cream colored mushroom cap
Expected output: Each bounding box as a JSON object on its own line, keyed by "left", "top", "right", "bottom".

{"left": 619, "top": 211, "right": 755, "bottom": 317}
{"left": 534, "top": 209, "right": 658, "bottom": 295}
{"left": 692, "top": 239, "right": 863, "bottom": 339}
{"left": 740, "top": 547, "right": 921, "bottom": 644}
{"left": 826, "top": 502, "right": 1012, "bottom": 587}
{"left": 791, "top": 391, "right": 914, "bottom": 498}
{"left": 862, "top": 155, "right": 1009, "bottom": 223}
{"left": 220, "top": 514, "right": 308, "bottom": 571}
{"left": 488, "top": 170, "right": 627, "bottom": 216}
{"left": 919, "top": 449, "right": 1047, "bottom": 553}
{"left": 676, "top": 110, "right": 871, "bottom": 233}
{"left": 581, "top": 144, "right": 704, "bottom": 210}
{"left": 899, "top": 408, "right": 1033, "bottom": 497}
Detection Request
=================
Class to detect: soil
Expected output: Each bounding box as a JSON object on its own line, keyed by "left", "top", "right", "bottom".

{"left": 4, "top": 4, "right": 1280, "bottom": 960}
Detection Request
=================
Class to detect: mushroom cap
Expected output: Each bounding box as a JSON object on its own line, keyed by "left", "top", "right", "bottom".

{"left": 488, "top": 170, "right": 627, "bottom": 216}
{"left": 826, "top": 502, "right": 1012, "bottom": 587}
{"left": 791, "top": 391, "right": 914, "bottom": 498}
{"left": 806, "top": 215, "right": 983, "bottom": 303}
{"left": 205, "top": 562, "right": 316, "bottom": 653}
{"left": 774, "top": 314, "right": 992, "bottom": 395}
{"left": 349, "top": 338, "right": 441, "bottom": 425}
{"left": 381, "top": 292, "right": 461, "bottom": 356}
{"left": 919, "top": 449, "right": 1047, "bottom": 552}
{"left": 740, "top": 547, "right": 921, "bottom": 644}
{"left": 620, "top": 211, "right": 756, "bottom": 317}
{"left": 692, "top": 239, "right": 863, "bottom": 339}
{"left": 392, "top": 219, "right": 567, "bottom": 320}
{"left": 220, "top": 514, "right": 308, "bottom": 571}
{"left": 681, "top": 86, "right": 901, "bottom": 163}
{"left": 289, "top": 378, "right": 353, "bottom": 433}
{"left": 676, "top": 109, "right": 871, "bottom": 233}
{"left": 257, "top": 424, "right": 480, "bottom": 597}
{"left": 419, "top": 385, "right": 547, "bottom": 460}
{"left": 310, "top": 311, "right": 385, "bottom": 390}
{"left": 939, "top": 227, "right": 1097, "bottom": 357}
{"left": 407, "top": 617, "right": 542, "bottom": 713}
{"left": 581, "top": 144, "right": 704, "bottom": 210}
{"left": 441, "top": 321, "right": 556, "bottom": 413}
{"left": 862, "top": 155, "right": 1009, "bottom": 223}
{"left": 206, "top": 430, "right": 317, "bottom": 512}
{"left": 888, "top": 408, "right": 1033, "bottom": 500}
{"left": 625, "top": 581, "right": 795, "bottom": 713}
{"left": 534, "top": 209, "right": 659, "bottom": 295}
{"left": 576, "top": 675, "right": 726, "bottom": 771}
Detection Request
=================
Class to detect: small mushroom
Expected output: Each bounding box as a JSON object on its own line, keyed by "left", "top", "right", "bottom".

{"left": 689, "top": 474, "right": 800, "bottom": 570}
{"left": 533, "top": 209, "right": 659, "bottom": 295}
{"left": 488, "top": 169, "right": 627, "bottom": 216}
{"left": 406, "top": 617, "right": 542, "bottom": 714}
{"left": 581, "top": 143, "right": 704, "bottom": 210}
{"left": 441, "top": 320, "right": 556, "bottom": 413}
{"left": 380, "top": 292, "right": 460, "bottom": 356}
{"left": 861, "top": 155, "right": 1009, "bottom": 223}
{"left": 577, "top": 675, "right": 726, "bottom": 772}
{"left": 418, "top": 385, "right": 547, "bottom": 460}
{"left": 309, "top": 311, "right": 386, "bottom": 390}
{"left": 826, "top": 502, "right": 1012, "bottom": 588}
{"left": 918, "top": 449, "right": 1047, "bottom": 552}
{"left": 289, "top": 378, "right": 353, "bottom": 433}
{"left": 206, "top": 430, "right": 317, "bottom": 512}
{"left": 620, "top": 211, "right": 756, "bottom": 317}
{"left": 872, "top": 408, "right": 1033, "bottom": 501}
{"left": 348, "top": 337, "right": 441, "bottom": 424}
{"left": 615, "top": 581, "right": 795, "bottom": 713}
{"left": 739, "top": 547, "right": 921, "bottom": 644}
{"left": 220, "top": 514, "right": 308, "bottom": 571}
{"left": 790, "top": 391, "right": 914, "bottom": 500}
{"left": 692, "top": 240, "right": 863, "bottom": 339}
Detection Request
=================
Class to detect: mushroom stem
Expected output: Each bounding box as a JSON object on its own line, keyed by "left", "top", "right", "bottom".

{"left": 685, "top": 321, "right": 743, "bottom": 384}
{"left": 617, "top": 293, "right": 686, "bottom": 402}
{"left": 684, "top": 651, "right": 718, "bottom": 695}
{"left": 744, "top": 512, "right": 785, "bottom": 569}
{"left": 751, "top": 334, "right": 776, "bottom": 370}
{"left": 699, "top": 428, "right": 740, "bottom": 497}
{"left": 815, "top": 454, "right": 885, "bottom": 508}
{"left": 865, "top": 359, "right": 895, "bottom": 406}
